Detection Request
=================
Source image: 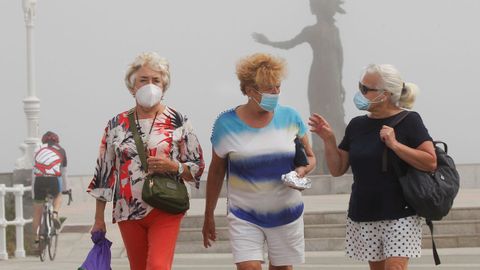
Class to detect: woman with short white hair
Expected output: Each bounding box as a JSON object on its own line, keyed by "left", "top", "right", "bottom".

{"left": 88, "top": 52, "right": 205, "bottom": 270}
{"left": 309, "top": 64, "right": 436, "bottom": 270}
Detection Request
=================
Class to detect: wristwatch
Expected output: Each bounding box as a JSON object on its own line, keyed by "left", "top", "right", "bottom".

{"left": 177, "top": 160, "right": 184, "bottom": 176}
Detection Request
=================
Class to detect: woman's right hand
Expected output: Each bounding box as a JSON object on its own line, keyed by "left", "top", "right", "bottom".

{"left": 91, "top": 219, "right": 106, "bottom": 233}
{"left": 308, "top": 113, "right": 335, "bottom": 141}
{"left": 202, "top": 215, "right": 216, "bottom": 248}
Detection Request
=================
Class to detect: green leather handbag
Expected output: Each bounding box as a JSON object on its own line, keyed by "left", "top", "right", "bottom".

{"left": 142, "top": 174, "right": 190, "bottom": 214}
{"left": 128, "top": 111, "right": 189, "bottom": 214}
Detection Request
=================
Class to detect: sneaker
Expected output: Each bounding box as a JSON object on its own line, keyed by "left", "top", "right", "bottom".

{"left": 52, "top": 211, "right": 61, "bottom": 229}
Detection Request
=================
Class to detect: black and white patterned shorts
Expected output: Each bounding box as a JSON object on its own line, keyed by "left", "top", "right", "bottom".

{"left": 345, "top": 215, "right": 423, "bottom": 262}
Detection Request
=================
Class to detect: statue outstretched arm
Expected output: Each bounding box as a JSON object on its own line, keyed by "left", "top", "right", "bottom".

{"left": 252, "top": 31, "right": 305, "bottom": 50}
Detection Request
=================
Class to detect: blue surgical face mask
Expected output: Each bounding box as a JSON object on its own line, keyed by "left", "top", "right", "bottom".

{"left": 252, "top": 90, "right": 279, "bottom": 112}
{"left": 353, "top": 91, "right": 385, "bottom": 111}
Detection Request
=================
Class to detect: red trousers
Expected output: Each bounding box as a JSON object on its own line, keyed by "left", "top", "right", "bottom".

{"left": 118, "top": 208, "right": 184, "bottom": 270}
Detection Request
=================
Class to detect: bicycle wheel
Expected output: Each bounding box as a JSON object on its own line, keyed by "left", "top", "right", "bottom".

{"left": 38, "top": 212, "right": 48, "bottom": 262}
{"left": 47, "top": 212, "right": 58, "bottom": 260}
{"left": 48, "top": 233, "right": 58, "bottom": 260}
{"left": 38, "top": 237, "right": 47, "bottom": 262}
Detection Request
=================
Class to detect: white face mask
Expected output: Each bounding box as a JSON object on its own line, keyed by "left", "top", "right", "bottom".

{"left": 135, "top": 84, "right": 163, "bottom": 108}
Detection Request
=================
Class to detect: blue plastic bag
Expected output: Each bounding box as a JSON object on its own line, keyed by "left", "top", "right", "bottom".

{"left": 78, "top": 231, "right": 112, "bottom": 270}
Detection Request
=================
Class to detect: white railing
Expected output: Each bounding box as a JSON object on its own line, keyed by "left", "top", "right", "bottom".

{"left": 0, "top": 184, "right": 32, "bottom": 260}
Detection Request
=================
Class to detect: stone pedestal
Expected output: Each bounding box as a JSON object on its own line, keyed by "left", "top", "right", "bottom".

{"left": 13, "top": 169, "right": 33, "bottom": 186}
{"left": 0, "top": 173, "right": 13, "bottom": 186}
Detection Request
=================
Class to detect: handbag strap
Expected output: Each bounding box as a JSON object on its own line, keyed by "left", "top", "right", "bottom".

{"left": 127, "top": 109, "right": 149, "bottom": 172}
{"left": 381, "top": 110, "right": 410, "bottom": 172}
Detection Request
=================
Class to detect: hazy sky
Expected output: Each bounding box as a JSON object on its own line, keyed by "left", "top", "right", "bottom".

{"left": 1, "top": 0, "right": 479, "bottom": 175}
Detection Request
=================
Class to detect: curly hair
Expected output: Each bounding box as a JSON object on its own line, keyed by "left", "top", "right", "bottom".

{"left": 236, "top": 53, "right": 287, "bottom": 94}
{"left": 124, "top": 52, "right": 170, "bottom": 92}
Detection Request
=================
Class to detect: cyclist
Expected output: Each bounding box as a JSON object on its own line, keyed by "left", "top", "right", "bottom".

{"left": 32, "top": 131, "right": 68, "bottom": 244}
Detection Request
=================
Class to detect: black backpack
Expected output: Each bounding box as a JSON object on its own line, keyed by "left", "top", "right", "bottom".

{"left": 384, "top": 111, "right": 460, "bottom": 265}
{"left": 395, "top": 141, "right": 460, "bottom": 221}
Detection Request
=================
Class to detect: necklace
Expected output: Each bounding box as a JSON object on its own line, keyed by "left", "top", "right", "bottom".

{"left": 135, "top": 110, "right": 159, "bottom": 150}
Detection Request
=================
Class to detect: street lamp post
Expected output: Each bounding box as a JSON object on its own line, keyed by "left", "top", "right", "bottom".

{"left": 15, "top": 0, "right": 41, "bottom": 172}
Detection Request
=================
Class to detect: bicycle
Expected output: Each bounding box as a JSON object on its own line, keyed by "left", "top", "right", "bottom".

{"left": 37, "top": 189, "right": 73, "bottom": 261}
{"left": 38, "top": 194, "right": 58, "bottom": 261}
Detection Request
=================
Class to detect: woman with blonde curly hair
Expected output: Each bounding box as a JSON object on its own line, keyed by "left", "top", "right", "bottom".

{"left": 203, "top": 53, "right": 316, "bottom": 270}
{"left": 88, "top": 52, "right": 205, "bottom": 270}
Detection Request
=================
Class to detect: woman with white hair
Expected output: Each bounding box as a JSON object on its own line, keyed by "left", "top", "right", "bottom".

{"left": 309, "top": 64, "right": 437, "bottom": 270}
{"left": 87, "top": 52, "right": 205, "bottom": 270}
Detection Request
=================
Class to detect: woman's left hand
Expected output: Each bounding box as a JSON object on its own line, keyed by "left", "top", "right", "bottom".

{"left": 380, "top": 125, "right": 398, "bottom": 149}
{"left": 147, "top": 156, "right": 177, "bottom": 174}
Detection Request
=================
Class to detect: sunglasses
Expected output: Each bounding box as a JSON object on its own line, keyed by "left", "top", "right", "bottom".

{"left": 358, "top": 82, "right": 380, "bottom": 95}
{"left": 252, "top": 84, "right": 281, "bottom": 94}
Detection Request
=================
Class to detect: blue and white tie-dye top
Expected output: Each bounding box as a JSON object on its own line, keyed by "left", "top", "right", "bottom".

{"left": 211, "top": 105, "right": 307, "bottom": 228}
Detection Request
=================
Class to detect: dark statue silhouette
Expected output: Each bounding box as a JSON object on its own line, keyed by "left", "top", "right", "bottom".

{"left": 253, "top": 0, "right": 346, "bottom": 174}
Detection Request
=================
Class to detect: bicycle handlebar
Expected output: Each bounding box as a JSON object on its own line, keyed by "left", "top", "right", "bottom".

{"left": 61, "top": 189, "right": 73, "bottom": 205}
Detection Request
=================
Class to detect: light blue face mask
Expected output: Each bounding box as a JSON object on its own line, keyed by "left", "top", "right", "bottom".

{"left": 353, "top": 91, "right": 385, "bottom": 111}
{"left": 353, "top": 91, "right": 371, "bottom": 110}
{"left": 252, "top": 90, "right": 279, "bottom": 112}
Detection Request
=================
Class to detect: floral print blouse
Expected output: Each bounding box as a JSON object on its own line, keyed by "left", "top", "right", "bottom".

{"left": 87, "top": 106, "right": 205, "bottom": 223}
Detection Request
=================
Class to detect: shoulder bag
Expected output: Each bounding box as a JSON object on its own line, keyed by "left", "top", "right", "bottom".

{"left": 383, "top": 110, "right": 460, "bottom": 265}
{"left": 127, "top": 110, "right": 189, "bottom": 214}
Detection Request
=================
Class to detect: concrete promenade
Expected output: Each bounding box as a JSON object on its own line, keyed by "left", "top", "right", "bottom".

{"left": 1, "top": 176, "right": 479, "bottom": 269}
{"left": 3, "top": 248, "right": 480, "bottom": 269}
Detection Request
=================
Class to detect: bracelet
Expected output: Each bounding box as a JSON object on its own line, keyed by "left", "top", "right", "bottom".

{"left": 177, "top": 160, "right": 184, "bottom": 176}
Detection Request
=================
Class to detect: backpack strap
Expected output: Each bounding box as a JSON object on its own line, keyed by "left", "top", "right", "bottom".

{"left": 127, "top": 109, "right": 149, "bottom": 172}
{"left": 381, "top": 111, "right": 410, "bottom": 172}
{"left": 426, "top": 219, "right": 441, "bottom": 265}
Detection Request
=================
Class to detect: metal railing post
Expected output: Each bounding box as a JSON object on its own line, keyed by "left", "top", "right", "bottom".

{"left": 0, "top": 184, "right": 8, "bottom": 260}
{"left": 0, "top": 184, "right": 33, "bottom": 260}
{"left": 14, "top": 184, "right": 27, "bottom": 258}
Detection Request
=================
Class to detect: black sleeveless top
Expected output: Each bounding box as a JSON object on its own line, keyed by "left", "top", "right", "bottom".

{"left": 339, "top": 111, "right": 432, "bottom": 222}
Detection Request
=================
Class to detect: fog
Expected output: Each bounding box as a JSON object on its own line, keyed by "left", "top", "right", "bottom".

{"left": 1, "top": 0, "right": 479, "bottom": 175}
